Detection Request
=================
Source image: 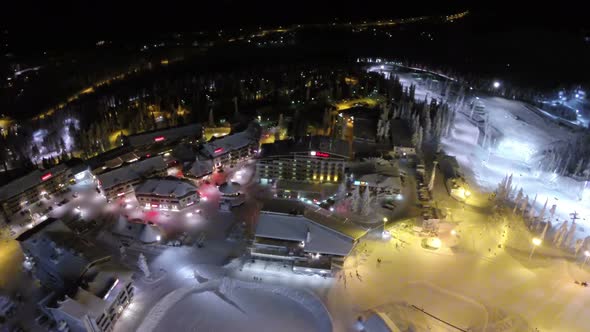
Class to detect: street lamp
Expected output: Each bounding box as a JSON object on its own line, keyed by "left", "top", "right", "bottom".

{"left": 493, "top": 81, "right": 500, "bottom": 89}
{"left": 529, "top": 237, "right": 542, "bottom": 260}
{"left": 582, "top": 250, "right": 590, "bottom": 268}
{"left": 464, "top": 190, "right": 471, "bottom": 201}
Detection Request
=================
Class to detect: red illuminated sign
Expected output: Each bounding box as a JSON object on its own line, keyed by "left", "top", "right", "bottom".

{"left": 315, "top": 152, "right": 330, "bottom": 158}
{"left": 214, "top": 147, "right": 224, "bottom": 154}
{"left": 154, "top": 136, "right": 165, "bottom": 142}
{"left": 41, "top": 173, "right": 52, "bottom": 181}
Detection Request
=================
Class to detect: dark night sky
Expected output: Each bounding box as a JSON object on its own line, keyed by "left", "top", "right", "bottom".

{"left": 3, "top": 1, "right": 588, "bottom": 35}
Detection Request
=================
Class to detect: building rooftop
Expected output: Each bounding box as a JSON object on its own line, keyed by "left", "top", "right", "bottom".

{"left": 259, "top": 136, "right": 350, "bottom": 159}
{"left": 358, "top": 173, "right": 402, "bottom": 189}
{"left": 218, "top": 181, "right": 242, "bottom": 195}
{"left": 15, "top": 217, "right": 64, "bottom": 242}
{"left": 125, "top": 123, "right": 202, "bottom": 148}
{"left": 255, "top": 208, "right": 367, "bottom": 256}
{"left": 97, "top": 156, "right": 167, "bottom": 190}
{"left": 188, "top": 158, "right": 214, "bottom": 178}
{"left": 112, "top": 216, "right": 162, "bottom": 243}
{"left": 201, "top": 130, "right": 257, "bottom": 158}
{"left": 303, "top": 207, "right": 368, "bottom": 240}
{"left": 0, "top": 164, "right": 68, "bottom": 201}
{"left": 261, "top": 198, "right": 306, "bottom": 215}
{"left": 134, "top": 178, "right": 198, "bottom": 198}
{"left": 55, "top": 262, "right": 133, "bottom": 320}
{"left": 103, "top": 152, "right": 141, "bottom": 170}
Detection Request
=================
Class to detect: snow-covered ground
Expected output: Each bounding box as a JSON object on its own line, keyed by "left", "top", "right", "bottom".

{"left": 385, "top": 64, "right": 590, "bottom": 240}
{"left": 135, "top": 276, "right": 331, "bottom": 332}
{"left": 440, "top": 96, "right": 590, "bottom": 239}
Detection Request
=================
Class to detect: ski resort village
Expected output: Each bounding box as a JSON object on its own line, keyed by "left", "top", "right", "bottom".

{"left": 2, "top": 57, "right": 590, "bottom": 332}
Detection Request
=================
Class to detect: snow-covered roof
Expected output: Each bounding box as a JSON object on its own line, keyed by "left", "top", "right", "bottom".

{"left": 97, "top": 156, "right": 166, "bottom": 190}
{"left": 56, "top": 264, "right": 133, "bottom": 320}
{"left": 103, "top": 152, "right": 140, "bottom": 169}
{"left": 359, "top": 174, "right": 401, "bottom": 189}
{"left": 112, "top": 216, "right": 162, "bottom": 243}
{"left": 134, "top": 179, "right": 198, "bottom": 198}
{"left": 56, "top": 290, "right": 102, "bottom": 320}
{"left": 255, "top": 210, "right": 367, "bottom": 256}
{"left": 256, "top": 213, "right": 309, "bottom": 242}
{"left": 125, "top": 123, "right": 202, "bottom": 148}
{"left": 0, "top": 164, "right": 68, "bottom": 201}
{"left": 201, "top": 130, "right": 257, "bottom": 158}
{"left": 218, "top": 181, "right": 242, "bottom": 194}
{"left": 303, "top": 207, "right": 368, "bottom": 240}
{"left": 189, "top": 158, "right": 214, "bottom": 178}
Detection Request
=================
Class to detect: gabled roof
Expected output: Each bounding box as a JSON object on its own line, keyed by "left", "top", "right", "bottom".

{"left": 201, "top": 130, "right": 257, "bottom": 158}
{"left": 134, "top": 178, "right": 197, "bottom": 197}
{"left": 125, "top": 123, "right": 202, "bottom": 148}
{"left": 97, "top": 156, "right": 166, "bottom": 190}
{"left": 189, "top": 157, "right": 214, "bottom": 178}
{"left": 0, "top": 164, "right": 68, "bottom": 201}
{"left": 303, "top": 207, "right": 368, "bottom": 240}
{"left": 255, "top": 209, "right": 368, "bottom": 256}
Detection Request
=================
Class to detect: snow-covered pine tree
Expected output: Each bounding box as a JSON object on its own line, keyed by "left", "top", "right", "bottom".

{"left": 138, "top": 253, "right": 151, "bottom": 279}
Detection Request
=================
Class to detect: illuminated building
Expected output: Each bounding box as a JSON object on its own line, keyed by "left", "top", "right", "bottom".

{"left": 256, "top": 136, "right": 349, "bottom": 185}
{"left": 134, "top": 178, "right": 199, "bottom": 211}
{"left": 251, "top": 208, "right": 367, "bottom": 276}
{"left": 17, "top": 218, "right": 133, "bottom": 332}
{"left": 0, "top": 164, "right": 71, "bottom": 217}
{"left": 200, "top": 128, "right": 259, "bottom": 169}
{"left": 97, "top": 156, "right": 167, "bottom": 201}
{"left": 392, "top": 146, "right": 416, "bottom": 158}
{"left": 44, "top": 265, "right": 134, "bottom": 332}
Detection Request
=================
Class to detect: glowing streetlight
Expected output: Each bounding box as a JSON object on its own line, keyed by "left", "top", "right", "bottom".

{"left": 493, "top": 81, "right": 500, "bottom": 89}
{"left": 529, "top": 237, "right": 542, "bottom": 260}
{"left": 430, "top": 237, "right": 442, "bottom": 249}
{"left": 582, "top": 250, "right": 590, "bottom": 268}
{"left": 382, "top": 217, "right": 389, "bottom": 238}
